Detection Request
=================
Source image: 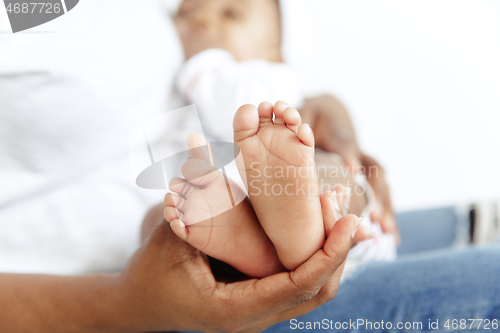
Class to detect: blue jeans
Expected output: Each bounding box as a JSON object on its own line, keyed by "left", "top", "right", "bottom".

{"left": 265, "top": 207, "right": 500, "bottom": 332}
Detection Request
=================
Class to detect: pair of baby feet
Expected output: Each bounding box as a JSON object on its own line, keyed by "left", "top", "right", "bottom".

{"left": 164, "top": 101, "right": 360, "bottom": 277}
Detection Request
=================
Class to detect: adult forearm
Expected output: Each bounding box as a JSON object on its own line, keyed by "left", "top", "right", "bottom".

{"left": 0, "top": 273, "right": 131, "bottom": 333}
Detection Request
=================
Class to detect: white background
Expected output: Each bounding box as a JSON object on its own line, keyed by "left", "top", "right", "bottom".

{"left": 293, "top": 0, "right": 500, "bottom": 212}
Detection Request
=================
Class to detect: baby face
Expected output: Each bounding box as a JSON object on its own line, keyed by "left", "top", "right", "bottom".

{"left": 174, "top": 0, "right": 282, "bottom": 62}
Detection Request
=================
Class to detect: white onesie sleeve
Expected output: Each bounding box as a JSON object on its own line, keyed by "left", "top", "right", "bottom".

{"left": 176, "top": 49, "right": 304, "bottom": 143}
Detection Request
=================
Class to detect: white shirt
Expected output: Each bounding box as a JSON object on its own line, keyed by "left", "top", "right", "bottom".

{"left": 176, "top": 49, "right": 303, "bottom": 143}
{"left": 0, "top": 0, "right": 183, "bottom": 274}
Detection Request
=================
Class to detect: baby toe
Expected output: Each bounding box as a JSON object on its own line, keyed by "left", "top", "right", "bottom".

{"left": 164, "top": 206, "right": 178, "bottom": 222}
{"left": 170, "top": 218, "right": 188, "bottom": 242}
{"left": 273, "top": 100, "right": 289, "bottom": 125}
{"left": 258, "top": 102, "right": 275, "bottom": 127}
{"left": 171, "top": 193, "right": 186, "bottom": 211}
{"left": 283, "top": 106, "right": 302, "bottom": 133}
{"left": 234, "top": 104, "right": 260, "bottom": 143}
{"left": 297, "top": 123, "right": 315, "bottom": 148}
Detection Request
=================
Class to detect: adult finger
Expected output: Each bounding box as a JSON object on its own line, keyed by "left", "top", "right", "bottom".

{"left": 320, "top": 190, "right": 342, "bottom": 236}
{"left": 244, "top": 259, "right": 348, "bottom": 333}
{"left": 215, "top": 214, "right": 359, "bottom": 325}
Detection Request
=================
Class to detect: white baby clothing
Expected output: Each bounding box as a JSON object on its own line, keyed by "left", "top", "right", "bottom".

{"left": 175, "top": 48, "right": 303, "bottom": 143}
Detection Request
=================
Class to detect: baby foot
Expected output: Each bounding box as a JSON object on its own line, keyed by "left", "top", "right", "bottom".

{"left": 165, "top": 135, "right": 284, "bottom": 278}
{"left": 233, "top": 101, "right": 324, "bottom": 270}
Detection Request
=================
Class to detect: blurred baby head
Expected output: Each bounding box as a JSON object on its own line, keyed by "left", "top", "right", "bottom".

{"left": 174, "top": 0, "right": 282, "bottom": 62}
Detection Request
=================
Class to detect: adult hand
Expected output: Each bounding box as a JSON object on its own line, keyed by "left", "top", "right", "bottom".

{"left": 115, "top": 206, "right": 361, "bottom": 332}
{"left": 0, "top": 210, "right": 368, "bottom": 333}
{"left": 299, "top": 95, "right": 400, "bottom": 245}
{"left": 299, "top": 95, "right": 361, "bottom": 171}
{"left": 360, "top": 154, "right": 401, "bottom": 245}
{"left": 246, "top": 190, "right": 371, "bottom": 333}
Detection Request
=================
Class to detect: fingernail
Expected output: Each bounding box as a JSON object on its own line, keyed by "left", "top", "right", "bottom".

{"left": 352, "top": 216, "right": 364, "bottom": 238}
{"left": 179, "top": 220, "right": 185, "bottom": 228}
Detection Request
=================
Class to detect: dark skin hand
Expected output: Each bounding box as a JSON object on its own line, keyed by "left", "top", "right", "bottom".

{"left": 130, "top": 200, "right": 361, "bottom": 333}
{"left": 0, "top": 203, "right": 365, "bottom": 333}
{"left": 299, "top": 95, "right": 401, "bottom": 245}
{"left": 136, "top": 193, "right": 372, "bottom": 333}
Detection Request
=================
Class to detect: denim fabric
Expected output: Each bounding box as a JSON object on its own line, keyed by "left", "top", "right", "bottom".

{"left": 183, "top": 207, "right": 500, "bottom": 332}
{"left": 397, "top": 206, "right": 468, "bottom": 255}
{"left": 265, "top": 207, "right": 500, "bottom": 332}
{"left": 266, "top": 245, "right": 500, "bottom": 332}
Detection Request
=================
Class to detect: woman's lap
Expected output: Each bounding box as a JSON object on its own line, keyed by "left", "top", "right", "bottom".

{"left": 265, "top": 245, "right": 500, "bottom": 332}
{"left": 265, "top": 205, "right": 499, "bottom": 332}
